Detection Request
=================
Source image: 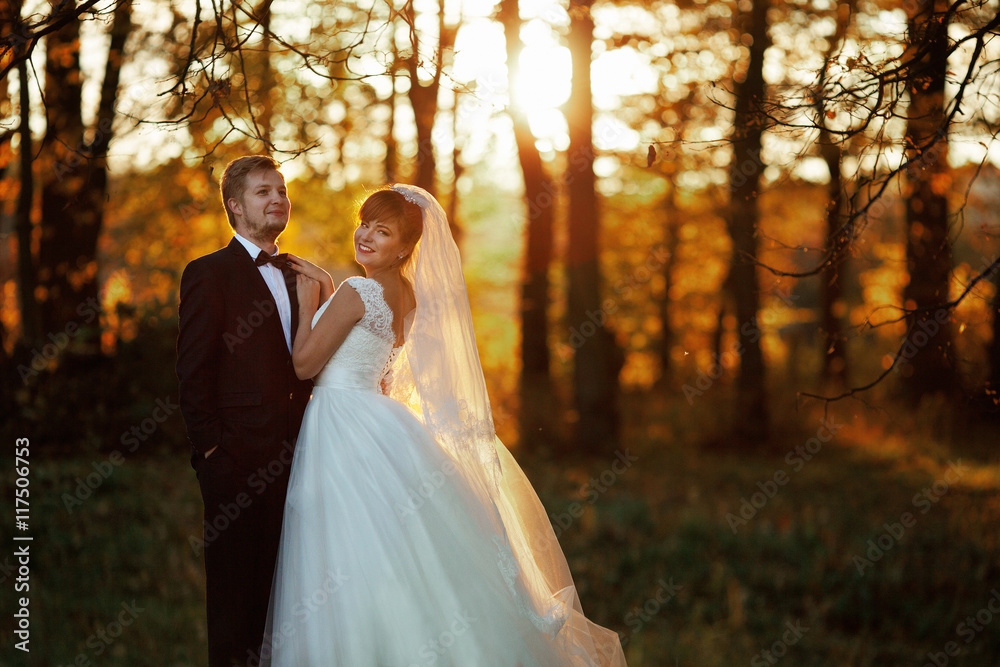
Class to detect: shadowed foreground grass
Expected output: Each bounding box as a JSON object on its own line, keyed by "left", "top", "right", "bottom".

{"left": 2, "top": 390, "right": 999, "bottom": 666}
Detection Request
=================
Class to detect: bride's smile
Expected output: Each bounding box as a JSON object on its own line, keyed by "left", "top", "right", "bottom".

{"left": 354, "top": 219, "right": 399, "bottom": 264}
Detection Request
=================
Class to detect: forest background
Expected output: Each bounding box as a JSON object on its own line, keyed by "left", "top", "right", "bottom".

{"left": 2, "top": 0, "right": 1000, "bottom": 664}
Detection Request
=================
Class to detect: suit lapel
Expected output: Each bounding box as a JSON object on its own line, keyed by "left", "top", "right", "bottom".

{"left": 226, "top": 238, "right": 273, "bottom": 299}
{"left": 226, "top": 238, "right": 290, "bottom": 355}
{"left": 284, "top": 266, "right": 299, "bottom": 344}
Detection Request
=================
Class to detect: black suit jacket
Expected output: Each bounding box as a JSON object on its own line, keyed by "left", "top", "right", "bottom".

{"left": 176, "top": 238, "right": 313, "bottom": 472}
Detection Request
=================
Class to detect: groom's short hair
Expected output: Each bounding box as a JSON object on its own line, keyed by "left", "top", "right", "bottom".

{"left": 220, "top": 155, "right": 283, "bottom": 228}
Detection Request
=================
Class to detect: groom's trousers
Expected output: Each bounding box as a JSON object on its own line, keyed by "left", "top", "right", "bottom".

{"left": 196, "top": 445, "right": 289, "bottom": 666}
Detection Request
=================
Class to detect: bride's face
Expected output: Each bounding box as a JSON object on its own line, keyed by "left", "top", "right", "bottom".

{"left": 354, "top": 217, "right": 409, "bottom": 271}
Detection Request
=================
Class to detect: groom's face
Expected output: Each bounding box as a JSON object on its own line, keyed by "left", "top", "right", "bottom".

{"left": 229, "top": 168, "right": 290, "bottom": 243}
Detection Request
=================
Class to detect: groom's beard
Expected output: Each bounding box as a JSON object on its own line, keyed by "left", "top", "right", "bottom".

{"left": 243, "top": 215, "right": 288, "bottom": 246}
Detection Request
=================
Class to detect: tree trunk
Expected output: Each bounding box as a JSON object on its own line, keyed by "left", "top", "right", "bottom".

{"left": 404, "top": 0, "right": 445, "bottom": 196}
{"left": 565, "top": 0, "right": 621, "bottom": 453}
{"left": 407, "top": 80, "right": 436, "bottom": 194}
{"left": 12, "top": 1, "right": 41, "bottom": 349}
{"left": 989, "top": 266, "right": 1000, "bottom": 397}
{"left": 726, "top": 0, "right": 770, "bottom": 443}
{"left": 37, "top": 0, "right": 132, "bottom": 354}
{"left": 385, "top": 34, "right": 398, "bottom": 184}
{"left": 16, "top": 53, "right": 40, "bottom": 347}
{"left": 38, "top": 1, "right": 90, "bottom": 346}
{"left": 447, "top": 87, "right": 463, "bottom": 245}
{"left": 254, "top": 0, "right": 274, "bottom": 151}
{"left": 0, "top": 1, "right": 12, "bottom": 218}
{"left": 657, "top": 184, "right": 679, "bottom": 385}
{"left": 902, "top": 0, "right": 955, "bottom": 399}
{"left": 713, "top": 301, "right": 726, "bottom": 373}
{"left": 817, "top": 1, "right": 853, "bottom": 386}
{"left": 818, "top": 156, "right": 848, "bottom": 385}
{"left": 500, "top": 0, "right": 558, "bottom": 448}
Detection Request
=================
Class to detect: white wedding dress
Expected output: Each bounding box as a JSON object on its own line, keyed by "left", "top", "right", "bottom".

{"left": 263, "top": 184, "right": 625, "bottom": 667}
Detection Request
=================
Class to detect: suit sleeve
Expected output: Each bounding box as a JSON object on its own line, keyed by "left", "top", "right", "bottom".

{"left": 176, "top": 259, "right": 224, "bottom": 456}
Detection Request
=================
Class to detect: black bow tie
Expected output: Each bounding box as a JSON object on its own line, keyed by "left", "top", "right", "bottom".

{"left": 255, "top": 251, "right": 289, "bottom": 269}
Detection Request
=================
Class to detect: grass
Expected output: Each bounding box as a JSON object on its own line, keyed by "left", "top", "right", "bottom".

{"left": 2, "top": 384, "right": 999, "bottom": 665}
{"left": 523, "top": 389, "right": 1000, "bottom": 666}
{"left": 1, "top": 449, "right": 206, "bottom": 666}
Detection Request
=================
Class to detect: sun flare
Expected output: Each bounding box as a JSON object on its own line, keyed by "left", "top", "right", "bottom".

{"left": 512, "top": 44, "right": 572, "bottom": 145}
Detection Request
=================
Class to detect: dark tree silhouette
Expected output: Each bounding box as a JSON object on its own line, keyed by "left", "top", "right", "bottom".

{"left": 815, "top": 0, "right": 855, "bottom": 386}
{"left": 250, "top": 0, "right": 276, "bottom": 151}
{"left": 404, "top": 0, "right": 451, "bottom": 196}
{"left": 566, "top": 0, "right": 622, "bottom": 452}
{"left": 6, "top": 0, "right": 41, "bottom": 351}
{"left": 726, "top": 0, "right": 771, "bottom": 442}
{"left": 990, "top": 267, "right": 1000, "bottom": 398}
{"left": 385, "top": 30, "right": 400, "bottom": 184}
{"left": 36, "top": 0, "right": 132, "bottom": 354}
{"left": 500, "top": 0, "right": 560, "bottom": 447}
{"left": 901, "top": 0, "right": 956, "bottom": 400}
{"left": 751, "top": 1, "right": 999, "bottom": 407}
{"left": 657, "top": 185, "right": 680, "bottom": 386}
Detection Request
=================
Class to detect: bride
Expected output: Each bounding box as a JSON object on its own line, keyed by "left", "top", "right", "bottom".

{"left": 260, "top": 184, "right": 626, "bottom": 666}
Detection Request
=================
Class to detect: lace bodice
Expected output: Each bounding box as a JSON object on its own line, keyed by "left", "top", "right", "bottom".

{"left": 312, "top": 277, "right": 398, "bottom": 392}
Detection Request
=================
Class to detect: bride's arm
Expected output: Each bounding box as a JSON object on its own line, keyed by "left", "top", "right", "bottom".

{"left": 292, "top": 277, "right": 364, "bottom": 380}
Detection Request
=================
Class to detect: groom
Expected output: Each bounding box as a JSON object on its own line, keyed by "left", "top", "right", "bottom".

{"left": 177, "top": 155, "right": 318, "bottom": 665}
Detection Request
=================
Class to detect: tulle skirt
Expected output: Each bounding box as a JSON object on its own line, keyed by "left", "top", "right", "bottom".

{"left": 261, "top": 385, "right": 626, "bottom": 666}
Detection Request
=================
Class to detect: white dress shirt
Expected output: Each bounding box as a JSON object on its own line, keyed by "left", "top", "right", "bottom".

{"left": 233, "top": 233, "right": 293, "bottom": 352}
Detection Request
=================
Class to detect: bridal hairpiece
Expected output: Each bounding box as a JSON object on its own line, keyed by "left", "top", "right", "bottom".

{"left": 390, "top": 184, "right": 429, "bottom": 208}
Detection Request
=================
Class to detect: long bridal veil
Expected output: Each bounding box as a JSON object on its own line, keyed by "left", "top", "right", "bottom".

{"left": 384, "top": 184, "right": 626, "bottom": 666}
